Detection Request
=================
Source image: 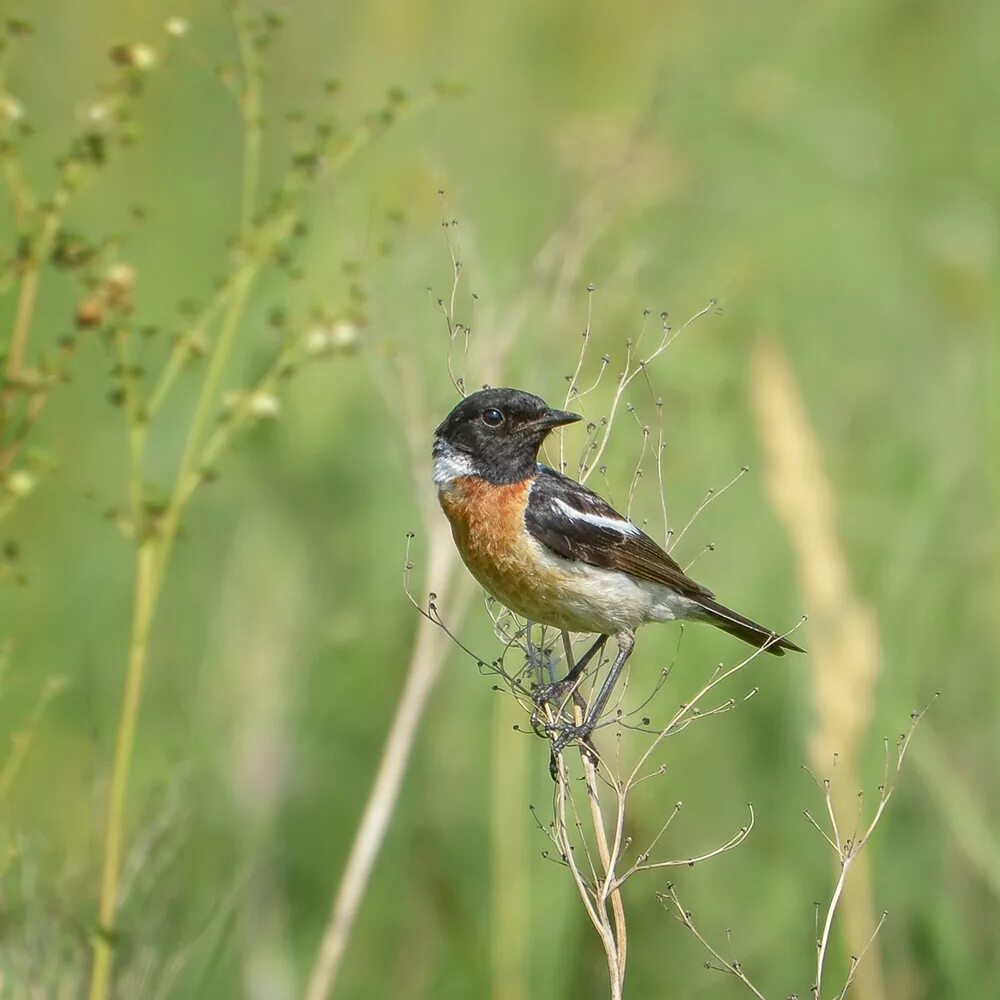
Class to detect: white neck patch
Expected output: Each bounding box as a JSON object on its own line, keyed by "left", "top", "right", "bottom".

{"left": 432, "top": 439, "right": 478, "bottom": 487}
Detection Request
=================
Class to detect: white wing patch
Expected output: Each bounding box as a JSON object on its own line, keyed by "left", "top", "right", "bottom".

{"left": 552, "top": 497, "right": 640, "bottom": 537}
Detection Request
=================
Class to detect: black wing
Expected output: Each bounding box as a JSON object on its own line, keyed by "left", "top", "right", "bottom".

{"left": 524, "top": 465, "right": 713, "bottom": 600}
{"left": 524, "top": 465, "right": 803, "bottom": 655}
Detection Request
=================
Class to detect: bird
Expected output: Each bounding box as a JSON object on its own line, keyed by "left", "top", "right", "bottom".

{"left": 433, "top": 386, "right": 802, "bottom": 742}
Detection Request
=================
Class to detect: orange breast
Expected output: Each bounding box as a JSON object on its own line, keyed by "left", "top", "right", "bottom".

{"left": 438, "top": 476, "right": 570, "bottom": 623}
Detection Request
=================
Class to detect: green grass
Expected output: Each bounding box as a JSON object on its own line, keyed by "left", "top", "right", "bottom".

{"left": 1, "top": 0, "right": 998, "bottom": 997}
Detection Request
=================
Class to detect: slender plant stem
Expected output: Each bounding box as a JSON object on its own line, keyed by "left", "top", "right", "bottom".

{"left": 146, "top": 280, "right": 235, "bottom": 418}
{"left": 87, "top": 247, "right": 256, "bottom": 1000}
{"left": 552, "top": 743, "right": 622, "bottom": 1000}
{"left": 88, "top": 539, "right": 158, "bottom": 1000}
{"left": 4, "top": 267, "right": 39, "bottom": 395}
{"left": 2, "top": 155, "right": 37, "bottom": 225}
{"left": 4, "top": 209, "right": 62, "bottom": 392}
{"left": 2, "top": 207, "right": 62, "bottom": 466}
{"left": 154, "top": 267, "right": 254, "bottom": 587}
{"left": 570, "top": 682, "right": 627, "bottom": 997}
{"left": 584, "top": 756, "right": 627, "bottom": 985}
{"left": 816, "top": 856, "right": 852, "bottom": 999}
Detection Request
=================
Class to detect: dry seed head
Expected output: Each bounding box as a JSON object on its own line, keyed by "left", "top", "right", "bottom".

{"left": 75, "top": 297, "right": 104, "bottom": 328}
{"left": 305, "top": 326, "right": 333, "bottom": 356}
{"left": 306, "top": 320, "right": 358, "bottom": 357}
{"left": 104, "top": 263, "right": 137, "bottom": 298}
{"left": 165, "top": 17, "right": 189, "bottom": 38}
{"left": 110, "top": 43, "right": 158, "bottom": 70}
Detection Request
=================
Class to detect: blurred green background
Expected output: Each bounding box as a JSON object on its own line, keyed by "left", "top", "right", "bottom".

{"left": 1, "top": 0, "right": 998, "bottom": 997}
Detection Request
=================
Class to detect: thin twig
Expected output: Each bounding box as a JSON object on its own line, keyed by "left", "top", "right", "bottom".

{"left": 661, "top": 886, "right": 769, "bottom": 1000}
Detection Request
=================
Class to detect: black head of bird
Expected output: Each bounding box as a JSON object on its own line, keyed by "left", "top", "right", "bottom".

{"left": 433, "top": 387, "right": 581, "bottom": 485}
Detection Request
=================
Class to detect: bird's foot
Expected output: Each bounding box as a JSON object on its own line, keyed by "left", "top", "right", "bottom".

{"left": 552, "top": 722, "right": 594, "bottom": 754}
{"left": 532, "top": 677, "right": 580, "bottom": 712}
{"left": 532, "top": 681, "right": 600, "bottom": 778}
{"left": 531, "top": 679, "right": 584, "bottom": 741}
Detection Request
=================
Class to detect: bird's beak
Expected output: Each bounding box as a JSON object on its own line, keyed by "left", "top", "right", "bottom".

{"left": 532, "top": 407, "right": 583, "bottom": 431}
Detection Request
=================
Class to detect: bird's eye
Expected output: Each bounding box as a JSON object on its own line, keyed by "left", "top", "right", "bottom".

{"left": 481, "top": 408, "right": 505, "bottom": 427}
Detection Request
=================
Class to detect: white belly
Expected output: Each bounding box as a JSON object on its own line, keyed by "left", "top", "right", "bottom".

{"left": 526, "top": 536, "right": 703, "bottom": 635}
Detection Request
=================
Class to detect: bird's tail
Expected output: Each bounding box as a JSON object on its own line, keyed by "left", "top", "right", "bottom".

{"left": 693, "top": 597, "right": 804, "bottom": 656}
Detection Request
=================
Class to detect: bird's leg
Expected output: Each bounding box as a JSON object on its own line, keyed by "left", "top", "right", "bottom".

{"left": 532, "top": 633, "right": 607, "bottom": 710}
{"left": 552, "top": 630, "right": 635, "bottom": 753}
{"left": 564, "top": 633, "right": 609, "bottom": 684}
{"left": 532, "top": 633, "right": 608, "bottom": 752}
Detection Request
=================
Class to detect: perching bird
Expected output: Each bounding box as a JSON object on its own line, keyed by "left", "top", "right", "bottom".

{"left": 433, "top": 387, "right": 801, "bottom": 739}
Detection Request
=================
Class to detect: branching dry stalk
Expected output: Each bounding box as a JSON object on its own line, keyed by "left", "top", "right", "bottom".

{"left": 437, "top": 596, "right": 775, "bottom": 1000}
{"left": 537, "top": 628, "right": 769, "bottom": 996}
{"left": 661, "top": 701, "right": 932, "bottom": 1000}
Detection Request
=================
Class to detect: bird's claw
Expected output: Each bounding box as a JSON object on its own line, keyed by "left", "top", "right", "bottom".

{"left": 532, "top": 678, "right": 577, "bottom": 709}
{"left": 552, "top": 722, "right": 594, "bottom": 754}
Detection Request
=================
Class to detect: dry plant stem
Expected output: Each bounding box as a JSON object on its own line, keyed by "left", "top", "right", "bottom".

{"left": 809, "top": 724, "right": 919, "bottom": 1000}
{"left": 303, "top": 537, "right": 473, "bottom": 1000}
{"left": 661, "top": 886, "right": 768, "bottom": 1000}
{"left": 550, "top": 745, "right": 626, "bottom": 998}
{"left": 304, "top": 290, "right": 493, "bottom": 997}
{"left": 535, "top": 640, "right": 627, "bottom": 1000}
{"left": 1, "top": 153, "right": 36, "bottom": 224}
{"left": 583, "top": 745, "right": 628, "bottom": 984}
{"left": 562, "top": 631, "right": 628, "bottom": 979}
{"left": 580, "top": 299, "right": 715, "bottom": 486}
{"left": 552, "top": 749, "right": 624, "bottom": 1000}
{"left": 666, "top": 712, "right": 924, "bottom": 1000}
